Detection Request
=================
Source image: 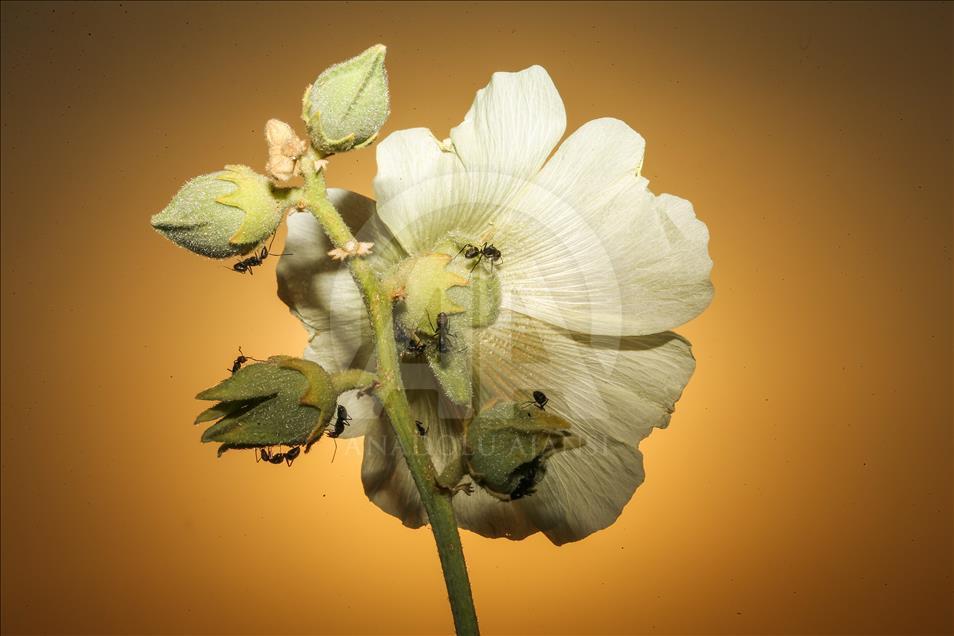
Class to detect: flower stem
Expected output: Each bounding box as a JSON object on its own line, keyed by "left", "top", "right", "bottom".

{"left": 298, "top": 157, "right": 479, "bottom": 636}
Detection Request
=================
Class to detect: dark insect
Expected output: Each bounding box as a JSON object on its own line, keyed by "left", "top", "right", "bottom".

{"left": 455, "top": 242, "right": 502, "bottom": 273}
{"left": 415, "top": 420, "right": 428, "bottom": 436}
{"left": 328, "top": 404, "right": 352, "bottom": 439}
{"left": 510, "top": 457, "right": 546, "bottom": 501}
{"left": 425, "top": 311, "right": 452, "bottom": 355}
{"left": 403, "top": 334, "right": 428, "bottom": 359}
{"left": 520, "top": 390, "right": 549, "bottom": 411}
{"left": 257, "top": 445, "right": 301, "bottom": 467}
{"left": 227, "top": 346, "right": 260, "bottom": 374}
{"left": 326, "top": 405, "right": 352, "bottom": 463}
{"left": 229, "top": 234, "right": 290, "bottom": 275}
{"left": 283, "top": 446, "right": 301, "bottom": 466}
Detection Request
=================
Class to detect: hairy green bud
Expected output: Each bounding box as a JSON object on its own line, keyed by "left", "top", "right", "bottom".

{"left": 464, "top": 403, "right": 584, "bottom": 501}
{"left": 302, "top": 44, "right": 390, "bottom": 155}
{"left": 151, "top": 165, "right": 286, "bottom": 259}
{"left": 196, "top": 356, "right": 335, "bottom": 455}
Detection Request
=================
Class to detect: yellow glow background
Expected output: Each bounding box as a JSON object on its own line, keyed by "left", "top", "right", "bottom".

{"left": 2, "top": 2, "right": 951, "bottom": 634}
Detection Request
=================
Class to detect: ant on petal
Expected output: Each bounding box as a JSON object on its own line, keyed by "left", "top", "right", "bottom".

{"left": 327, "top": 405, "right": 352, "bottom": 462}
{"left": 519, "top": 390, "right": 549, "bottom": 412}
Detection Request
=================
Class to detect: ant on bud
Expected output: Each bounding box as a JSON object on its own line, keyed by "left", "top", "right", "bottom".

{"left": 228, "top": 233, "right": 291, "bottom": 275}
{"left": 454, "top": 242, "right": 502, "bottom": 273}
{"left": 227, "top": 347, "right": 262, "bottom": 375}
{"left": 509, "top": 457, "right": 545, "bottom": 500}
{"left": 415, "top": 420, "right": 429, "bottom": 436}
{"left": 421, "top": 311, "right": 454, "bottom": 363}
{"left": 256, "top": 445, "right": 301, "bottom": 467}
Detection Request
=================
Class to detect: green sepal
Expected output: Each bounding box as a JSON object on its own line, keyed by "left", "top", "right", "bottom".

{"left": 276, "top": 356, "right": 336, "bottom": 412}
{"left": 464, "top": 403, "right": 584, "bottom": 501}
{"left": 389, "top": 253, "right": 468, "bottom": 336}
{"left": 388, "top": 252, "right": 472, "bottom": 404}
{"left": 150, "top": 167, "right": 286, "bottom": 259}
{"left": 196, "top": 357, "right": 332, "bottom": 455}
{"left": 151, "top": 172, "right": 252, "bottom": 259}
{"left": 194, "top": 400, "right": 247, "bottom": 424}
{"left": 215, "top": 165, "right": 286, "bottom": 247}
{"left": 302, "top": 44, "right": 390, "bottom": 155}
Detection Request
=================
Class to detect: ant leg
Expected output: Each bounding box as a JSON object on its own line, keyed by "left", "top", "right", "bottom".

{"left": 264, "top": 231, "right": 278, "bottom": 258}
{"left": 469, "top": 254, "right": 484, "bottom": 273}
{"left": 331, "top": 438, "right": 338, "bottom": 463}
{"left": 451, "top": 243, "right": 473, "bottom": 262}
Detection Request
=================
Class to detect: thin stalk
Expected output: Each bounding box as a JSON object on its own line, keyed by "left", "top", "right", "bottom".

{"left": 297, "top": 155, "right": 479, "bottom": 636}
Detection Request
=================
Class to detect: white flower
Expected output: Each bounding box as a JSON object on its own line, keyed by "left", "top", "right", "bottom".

{"left": 277, "top": 66, "right": 712, "bottom": 544}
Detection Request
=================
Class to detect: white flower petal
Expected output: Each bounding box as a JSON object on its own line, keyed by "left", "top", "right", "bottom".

{"left": 361, "top": 416, "right": 427, "bottom": 528}
{"left": 450, "top": 66, "right": 566, "bottom": 181}
{"left": 361, "top": 380, "right": 538, "bottom": 539}
{"left": 518, "top": 435, "right": 646, "bottom": 545}
{"left": 493, "top": 118, "right": 713, "bottom": 335}
{"left": 474, "top": 310, "right": 695, "bottom": 446}
{"left": 373, "top": 128, "right": 526, "bottom": 255}
{"left": 374, "top": 67, "right": 565, "bottom": 256}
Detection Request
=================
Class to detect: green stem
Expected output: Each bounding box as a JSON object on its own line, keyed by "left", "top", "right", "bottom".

{"left": 298, "top": 156, "right": 479, "bottom": 636}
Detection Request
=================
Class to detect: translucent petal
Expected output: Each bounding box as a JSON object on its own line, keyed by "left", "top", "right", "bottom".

{"left": 519, "top": 434, "right": 646, "bottom": 545}
{"left": 474, "top": 310, "right": 696, "bottom": 446}
{"left": 374, "top": 66, "right": 566, "bottom": 256}
{"left": 361, "top": 380, "right": 538, "bottom": 539}
{"left": 494, "top": 118, "right": 713, "bottom": 335}
{"left": 449, "top": 65, "right": 566, "bottom": 181}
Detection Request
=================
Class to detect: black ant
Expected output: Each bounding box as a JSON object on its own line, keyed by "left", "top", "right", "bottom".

{"left": 228, "top": 233, "right": 290, "bottom": 275}
{"left": 422, "top": 311, "right": 453, "bottom": 360}
{"left": 227, "top": 347, "right": 262, "bottom": 375}
{"left": 328, "top": 405, "right": 352, "bottom": 438}
{"left": 455, "top": 242, "right": 502, "bottom": 273}
{"left": 397, "top": 328, "right": 427, "bottom": 359}
{"left": 327, "top": 404, "right": 352, "bottom": 462}
{"left": 520, "top": 390, "right": 549, "bottom": 411}
{"left": 415, "top": 420, "right": 428, "bottom": 436}
{"left": 257, "top": 445, "right": 301, "bottom": 467}
{"left": 509, "top": 457, "right": 545, "bottom": 500}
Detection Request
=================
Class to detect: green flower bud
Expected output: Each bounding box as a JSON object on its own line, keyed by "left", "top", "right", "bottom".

{"left": 387, "top": 237, "right": 502, "bottom": 406}
{"left": 195, "top": 356, "right": 335, "bottom": 455}
{"left": 151, "top": 165, "right": 286, "bottom": 259}
{"left": 464, "top": 403, "right": 584, "bottom": 501}
{"left": 302, "top": 44, "right": 390, "bottom": 155}
{"left": 387, "top": 252, "right": 472, "bottom": 404}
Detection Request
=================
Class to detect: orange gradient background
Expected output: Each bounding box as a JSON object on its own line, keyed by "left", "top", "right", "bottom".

{"left": 2, "top": 2, "right": 952, "bottom": 634}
